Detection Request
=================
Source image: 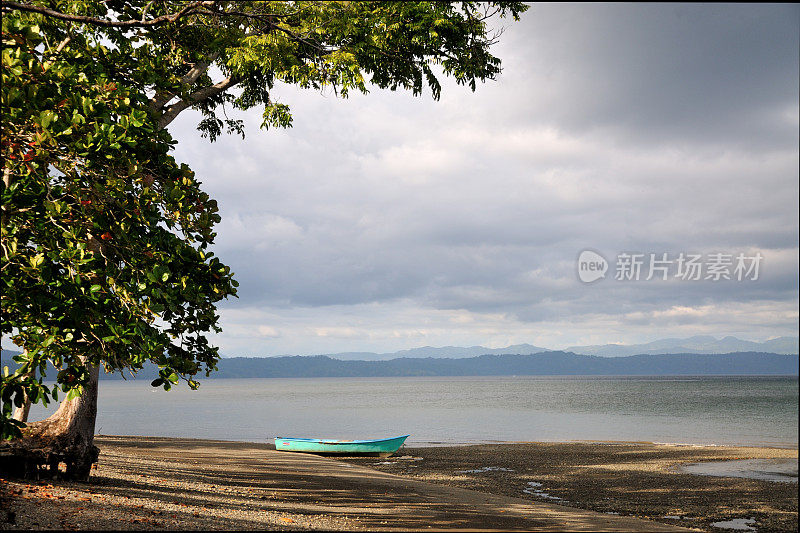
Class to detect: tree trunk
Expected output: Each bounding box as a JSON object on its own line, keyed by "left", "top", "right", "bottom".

{"left": 11, "top": 396, "right": 31, "bottom": 424}
{"left": 0, "top": 360, "right": 100, "bottom": 481}
{"left": 11, "top": 367, "right": 33, "bottom": 423}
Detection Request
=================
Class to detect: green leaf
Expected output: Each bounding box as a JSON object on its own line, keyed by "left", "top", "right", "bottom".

{"left": 66, "top": 386, "right": 84, "bottom": 401}
{"left": 30, "top": 253, "right": 45, "bottom": 268}
{"left": 39, "top": 110, "right": 56, "bottom": 129}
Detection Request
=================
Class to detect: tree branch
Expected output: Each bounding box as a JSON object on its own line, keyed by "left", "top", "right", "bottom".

{"left": 221, "top": 9, "right": 329, "bottom": 52}
{"left": 1, "top": 0, "right": 215, "bottom": 28}
{"left": 148, "top": 53, "right": 219, "bottom": 112}
{"left": 140, "top": 0, "right": 156, "bottom": 23}
{"left": 156, "top": 75, "right": 238, "bottom": 130}
{"left": 180, "top": 54, "right": 219, "bottom": 86}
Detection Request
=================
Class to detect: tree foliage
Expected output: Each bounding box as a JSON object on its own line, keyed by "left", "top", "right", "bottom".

{"left": 1, "top": 14, "right": 236, "bottom": 439}
{"left": 1, "top": 0, "right": 526, "bottom": 439}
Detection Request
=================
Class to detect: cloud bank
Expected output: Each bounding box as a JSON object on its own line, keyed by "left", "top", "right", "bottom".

{"left": 169, "top": 4, "right": 799, "bottom": 356}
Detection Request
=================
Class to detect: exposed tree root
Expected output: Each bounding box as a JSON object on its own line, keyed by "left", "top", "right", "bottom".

{"left": 0, "top": 364, "right": 100, "bottom": 481}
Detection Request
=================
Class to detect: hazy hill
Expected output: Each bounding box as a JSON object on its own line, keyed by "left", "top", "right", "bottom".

{"left": 4, "top": 347, "right": 797, "bottom": 381}
{"left": 567, "top": 335, "right": 799, "bottom": 357}
{"left": 204, "top": 351, "right": 797, "bottom": 378}
{"left": 4, "top": 337, "right": 796, "bottom": 369}
{"left": 11, "top": 351, "right": 786, "bottom": 381}
{"left": 325, "top": 343, "right": 549, "bottom": 361}
{"left": 309, "top": 336, "right": 798, "bottom": 360}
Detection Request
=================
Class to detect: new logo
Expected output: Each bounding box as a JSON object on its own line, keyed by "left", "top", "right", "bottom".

{"left": 577, "top": 250, "right": 608, "bottom": 283}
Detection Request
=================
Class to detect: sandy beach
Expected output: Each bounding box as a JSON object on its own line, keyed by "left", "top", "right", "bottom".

{"left": 344, "top": 442, "right": 797, "bottom": 532}
{"left": 1, "top": 436, "right": 796, "bottom": 531}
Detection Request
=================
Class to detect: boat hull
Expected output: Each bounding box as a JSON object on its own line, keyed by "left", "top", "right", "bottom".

{"left": 274, "top": 435, "right": 409, "bottom": 457}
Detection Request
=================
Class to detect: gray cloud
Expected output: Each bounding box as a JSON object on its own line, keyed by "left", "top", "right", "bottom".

{"left": 492, "top": 3, "right": 799, "bottom": 150}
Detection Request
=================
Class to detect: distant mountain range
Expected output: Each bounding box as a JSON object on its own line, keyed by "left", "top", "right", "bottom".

{"left": 198, "top": 351, "right": 799, "bottom": 378}
{"left": 318, "top": 336, "right": 798, "bottom": 360}
{"left": 3, "top": 350, "right": 796, "bottom": 381}
{"left": 2, "top": 336, "right": 797, "bottom": 381}
{"left": 567, "top": 335, "right": 798, "bottom": 357}
{"left": 3, "top": 337, "right": 795, "bottom": 365}
{"left": 322, "top": 343, "right": 550, "bottom": 361}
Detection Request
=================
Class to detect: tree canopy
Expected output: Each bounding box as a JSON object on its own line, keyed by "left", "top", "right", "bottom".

{"left": 1, "top": 0, "right": 527, "bottom": 439}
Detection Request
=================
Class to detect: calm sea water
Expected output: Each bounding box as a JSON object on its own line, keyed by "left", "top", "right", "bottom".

{"left": 28, "top": 376, "right": 798, "bottom": 447}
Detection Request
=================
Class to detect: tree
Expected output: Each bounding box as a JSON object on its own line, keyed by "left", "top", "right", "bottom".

{"left": 1, "top": 0, "right": 527, "bottom": 478}
{"left": 1, "top": 12, "right": 237, "bottom": 477}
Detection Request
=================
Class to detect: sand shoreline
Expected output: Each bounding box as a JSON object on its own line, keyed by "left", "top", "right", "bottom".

{"left": 1, "top": 436, "right": 797, "bottom": 531}
{"left": 347, "top": 441, "right": 796, "bottom": 531}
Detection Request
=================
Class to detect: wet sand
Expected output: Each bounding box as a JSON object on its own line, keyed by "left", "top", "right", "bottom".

{"left": 0, "top": 437, "right": 796, "bottom": 531}
{"left": 677, "top": 457, "right": 797, "bottom": 483}
{"left": 341, "top": 441, "right": 797, "bottom": 532}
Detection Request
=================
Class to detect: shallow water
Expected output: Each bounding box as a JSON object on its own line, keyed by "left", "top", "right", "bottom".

{"left": 522, "top": 481, "right": 563, "bottom": 500}
{"left": 680, "top": 458, "right": 798, "bottom": 483}
{"left": 27, "top": 375, "right": 798, "bottom": 447}
{"left": 710, "top": 518, "right": 757, "bottom": 531}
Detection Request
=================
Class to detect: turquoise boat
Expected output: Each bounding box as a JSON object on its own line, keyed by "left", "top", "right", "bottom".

{"left": 274, "top": 434, "right": 409, "bottom": 457}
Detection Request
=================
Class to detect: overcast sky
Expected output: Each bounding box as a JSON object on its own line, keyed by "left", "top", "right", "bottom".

{"left": 170, "top": 3, "right": 799, "bottom": 356}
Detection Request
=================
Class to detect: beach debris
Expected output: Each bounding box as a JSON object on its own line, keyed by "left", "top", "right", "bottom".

{"left": 457, "top": 466, "right": 514, "bottom": 474}
{"left": 710, "top": 518, "right": 757, "bottom": 531}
